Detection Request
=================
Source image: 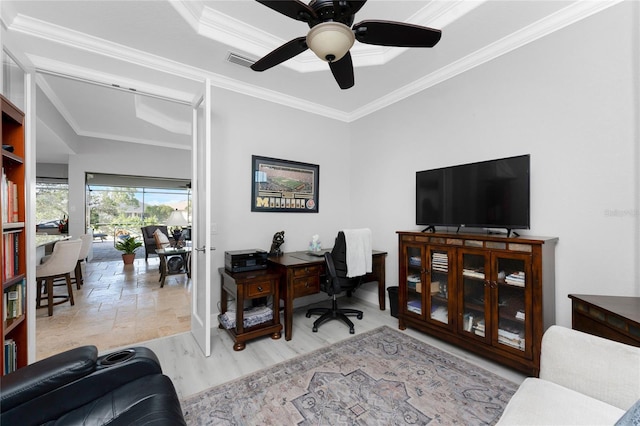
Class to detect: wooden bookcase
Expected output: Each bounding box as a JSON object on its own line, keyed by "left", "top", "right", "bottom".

{"left": 1, "top": 94, "right": 27, "bottom": 375}
{"left": 397, "top": 231, "right": 557, "bottom": 375}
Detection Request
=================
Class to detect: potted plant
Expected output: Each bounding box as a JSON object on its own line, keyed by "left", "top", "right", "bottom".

{"left": 114, "top": 235, "right": 143, "bottom": 265}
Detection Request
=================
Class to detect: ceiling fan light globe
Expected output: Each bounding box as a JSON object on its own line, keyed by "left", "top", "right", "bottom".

{"left": 306, "top": 22, "right": 355, "bottom": 62}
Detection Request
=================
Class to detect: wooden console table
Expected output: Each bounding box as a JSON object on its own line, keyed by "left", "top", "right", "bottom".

{"left": 569, "top": 294, "right": 640, "bottom": 347}
{"left": 268, "top": 250, "right": 387, "bottom": 341}
{"left": 218, "top": 268, "right": 282, "bottom": 351}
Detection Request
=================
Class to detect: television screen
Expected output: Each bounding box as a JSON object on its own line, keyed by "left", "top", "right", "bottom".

{"left": 416, "top": 155, "right": 530, "bottom": 231}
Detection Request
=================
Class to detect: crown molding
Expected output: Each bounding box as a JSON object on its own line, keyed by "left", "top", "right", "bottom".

{"left": 30, "top": 55, "right": 196, "bottom": 104}
{"left": 9, "top": 0, "right": 624, "bottom": 125}
{"left": 12, "top": 15, "right": 348, "bottom": 121}
{"left": 348, "top": 0, "right": 624, "bottom": 122}
{"left": 170, "top": 0, "right": 484, "bottom": 73}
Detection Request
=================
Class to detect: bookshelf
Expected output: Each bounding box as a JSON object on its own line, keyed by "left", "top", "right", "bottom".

{"left": 1, "top": 94, "right": 27, "bottom": 375}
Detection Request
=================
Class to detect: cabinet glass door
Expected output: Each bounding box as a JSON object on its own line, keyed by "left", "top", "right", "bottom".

{"left": 460, "top": 251, "right": 490, "bottom": 340}
{"left": 428, "top": 248, "right": 450, "bottom": 325}
{"left": 405, "top": 246, "right": 424, "bottom": 316}
{"left": 494, "top": 254, "right": 531, "bottom": 354}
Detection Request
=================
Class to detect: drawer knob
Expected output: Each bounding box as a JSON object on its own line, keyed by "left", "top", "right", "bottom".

{"left": 257, "top": 286, "right": 263, "bottom": 292}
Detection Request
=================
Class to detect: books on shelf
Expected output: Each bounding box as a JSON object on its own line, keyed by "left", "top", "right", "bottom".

{"left": 4, "top": 339, "right": 17, "bottom": 374}
{"left": 463, "top": 268, "right": 485, "bottom": 279}
{"left": 3, "top": 279, "right": 25, "bottom": 320}
{"left": 498, "top": 328, "right": 525, "bottom": 350}
{"left": 431, "top": 252, "right": 448, "bottom": 272}
{"left": 2, "top": 231, "right": 20, "bottom": 281}
{"left": 407, "top": 275, "right": 421, "bottom": 293}
{"left": 409, "top": 256, "right": 421, "bottom": 267}
{"left": 407, "top": 299, "right": 422, "bottom": 314}
{"left": 1, "top": 168, "right": 19, "bottom": 224}
{"left": 505, "top": 271, "right": 526, "bottom": 287}
{"left": 430, "top": 305, "right": 448, "bottom": 323}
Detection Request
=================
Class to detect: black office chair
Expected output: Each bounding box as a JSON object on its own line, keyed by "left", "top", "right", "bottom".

{"left": 306, "top": 232, "right": 364, "bottom": 334}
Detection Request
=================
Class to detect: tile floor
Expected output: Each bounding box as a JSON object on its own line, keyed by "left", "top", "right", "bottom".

{"left": 35, "top": 254, "right": 191, "bottom": 361}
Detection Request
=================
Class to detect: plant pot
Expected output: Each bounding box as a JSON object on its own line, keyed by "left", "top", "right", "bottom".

{"left": 122, "top": 253, "right": 136, "bottom": 265}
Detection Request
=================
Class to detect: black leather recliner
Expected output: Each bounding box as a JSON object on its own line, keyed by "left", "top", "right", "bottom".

{"left": 0, "top": 345, "right": 186, "bottom": 426}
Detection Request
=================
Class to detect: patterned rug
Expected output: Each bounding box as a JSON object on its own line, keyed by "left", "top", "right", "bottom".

{"left": 182, "top": 326, "right": 518, "bottom": 425}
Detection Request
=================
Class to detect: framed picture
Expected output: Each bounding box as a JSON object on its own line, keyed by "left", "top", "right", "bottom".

{"left": 251, "top": 155, "right": 319, "bottom": 213}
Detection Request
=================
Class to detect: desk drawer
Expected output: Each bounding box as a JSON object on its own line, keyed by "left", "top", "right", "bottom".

{"left": 246, "top": 279, "right": 273, "bottom": 298}
{"left": 292, "top": 265, "right": 321, "bottom": 278}
{"left": 293, "top": 275, "right": 320, "bottom": 297}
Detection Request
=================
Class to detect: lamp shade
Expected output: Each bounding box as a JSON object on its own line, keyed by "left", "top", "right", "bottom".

{"left": 306, "top": 22, "right": 355, "bottom": 62}
{"left": 166, "top": 209, "right": 188, "bottom": 227}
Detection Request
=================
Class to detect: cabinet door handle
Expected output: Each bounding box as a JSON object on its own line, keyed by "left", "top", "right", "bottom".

{"left": 304, "top": 281, "right": 310, "bottom": 288}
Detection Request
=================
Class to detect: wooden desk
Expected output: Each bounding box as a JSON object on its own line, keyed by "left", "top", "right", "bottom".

{"left": 268, "top": 250, "right": 387, "bottom": 341}
{"left": 569, "top": 294, "right": 640, "bottom": 347}
{"left": 218, "top": 268, "right": 282, "bottom": 351}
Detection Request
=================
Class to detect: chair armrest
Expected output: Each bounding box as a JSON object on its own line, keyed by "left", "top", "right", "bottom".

{"left": 0, "top": 346, "right": 97, "bottom": 412}
{"left": 539, "top": 325, "right": 640, "bottom": 410}
{"left": 1, "top": 347, "right": 164, "bottom": 426}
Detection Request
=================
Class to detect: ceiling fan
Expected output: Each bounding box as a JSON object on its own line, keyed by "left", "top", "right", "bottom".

{"left": 251, "top": 0, "right": 442, "bottom": 89}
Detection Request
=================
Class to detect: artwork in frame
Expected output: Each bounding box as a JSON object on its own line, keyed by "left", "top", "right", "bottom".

{"left": 251, "top": 155, "right": 319, "bottom": 213}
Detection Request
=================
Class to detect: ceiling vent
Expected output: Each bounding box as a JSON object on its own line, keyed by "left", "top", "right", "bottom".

{"left": 226, "top": 52, "right": 256, "bottom": 68}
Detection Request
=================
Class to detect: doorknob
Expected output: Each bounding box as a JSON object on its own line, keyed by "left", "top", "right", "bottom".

{"left": 194, "top": 246, "right": 216, "bottom": 252}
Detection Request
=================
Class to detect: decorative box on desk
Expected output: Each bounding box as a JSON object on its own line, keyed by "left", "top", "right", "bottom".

{"left": 218, "top": 267, "right": 282, "bottom": 351}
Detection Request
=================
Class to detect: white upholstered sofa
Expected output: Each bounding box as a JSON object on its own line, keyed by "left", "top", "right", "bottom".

{"left": 498, "top": 325, "right": 640, "bottom": 425}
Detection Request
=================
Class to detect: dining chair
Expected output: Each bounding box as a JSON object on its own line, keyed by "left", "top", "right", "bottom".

{"left": 36, "top": 239, "right": 82, "bottom": 316}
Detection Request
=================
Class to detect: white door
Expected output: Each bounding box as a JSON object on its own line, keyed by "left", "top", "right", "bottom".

{"left": 190, "top": 80, "right": 213, "bottom": 356}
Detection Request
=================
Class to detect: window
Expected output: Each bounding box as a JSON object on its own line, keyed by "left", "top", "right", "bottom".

{"left": 88, "top": 182, "right": 191, "bottom": 240}
{"left": 36, "top": 181, "right": 69, "bottom": 232}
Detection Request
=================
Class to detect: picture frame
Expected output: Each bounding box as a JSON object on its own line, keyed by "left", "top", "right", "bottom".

{"left": 251, "top": 155, "right": 319, "bottom": 213}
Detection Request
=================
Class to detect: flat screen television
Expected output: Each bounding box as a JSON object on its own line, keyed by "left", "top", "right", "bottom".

{"left": 416, "top": 155, "right": 530, "bottom": 233}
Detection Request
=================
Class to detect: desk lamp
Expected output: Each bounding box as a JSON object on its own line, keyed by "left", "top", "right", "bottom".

{"left": 166, "top": 209, "right": 188, "bottom": 247}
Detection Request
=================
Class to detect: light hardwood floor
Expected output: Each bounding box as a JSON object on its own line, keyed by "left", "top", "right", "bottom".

{"left": 36, "top": 253, "right": 525, "bottom": 400}
{"left": 141, "top": 299, "right": 526, "bottom": 399}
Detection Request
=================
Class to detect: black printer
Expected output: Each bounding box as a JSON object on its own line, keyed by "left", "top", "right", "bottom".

{"left": 224, "top": 249, "right": 268, "bottom": 273}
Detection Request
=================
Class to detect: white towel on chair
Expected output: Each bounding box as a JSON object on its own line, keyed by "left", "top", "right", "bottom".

{"left": 343, "top": 228, "right": 372, "bottom": 277}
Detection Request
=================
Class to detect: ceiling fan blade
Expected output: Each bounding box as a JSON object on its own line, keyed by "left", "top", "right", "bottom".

{"left": 255, "top": 0, "right": 317, "bottom": 23}
{"left": 353, "top": 20, "right": 442, "bottom": 47}
{"left": 329, "top": 52, "right": 354, "bottom": 90}
{"left": 251, "top": 37, "right": 308, "bottom": 72}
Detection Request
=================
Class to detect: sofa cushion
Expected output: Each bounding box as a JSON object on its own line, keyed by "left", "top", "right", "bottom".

{"left": 540, "top": 326, "right": 640, "bottom": 410}
{"left": 153, "top": 228, "right": 170, "bottom": 248}
{"left": 497, "top": 377, "right": 625, "bottom": 425}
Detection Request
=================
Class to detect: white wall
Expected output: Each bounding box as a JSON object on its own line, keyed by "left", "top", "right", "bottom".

{"left": 208, "top": 88, "right": 353, "bottom": 309}
{"left": 349, "top": 1, "right": 639, "bottom": 326}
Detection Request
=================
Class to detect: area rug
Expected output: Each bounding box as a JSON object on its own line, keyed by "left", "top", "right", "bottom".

{"left": 182, "top": 326, "right": 518, "bottom": 425}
